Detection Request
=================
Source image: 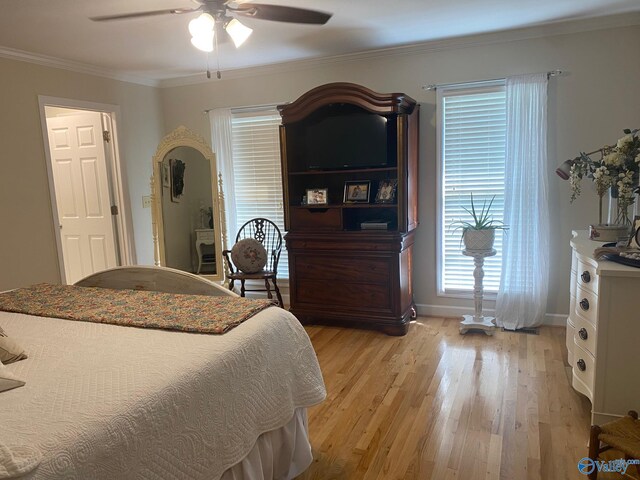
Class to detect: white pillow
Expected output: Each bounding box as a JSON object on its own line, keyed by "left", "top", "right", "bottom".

{"left": 231, "top": 238, "right": 268, "bottom": 274}
{"left": 0, "top": 360, "right": 25, "bottom": 393}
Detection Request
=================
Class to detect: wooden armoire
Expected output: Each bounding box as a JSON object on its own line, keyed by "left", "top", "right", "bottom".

{"left": 278, "top": 83, "right": 419, "bottom": 335}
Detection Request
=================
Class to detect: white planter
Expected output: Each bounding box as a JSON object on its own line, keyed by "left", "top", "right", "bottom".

{"left": 463, "top": 229, "right": 496, "bottom": 251}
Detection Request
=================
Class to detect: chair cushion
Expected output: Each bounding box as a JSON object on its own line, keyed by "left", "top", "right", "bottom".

{"left": 231, "top": 239, "right": 268, "bottom": 274}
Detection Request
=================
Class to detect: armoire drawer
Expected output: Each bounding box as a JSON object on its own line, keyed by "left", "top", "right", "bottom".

{"left": 294, "top": 278, "right": 391, "bottom": 311}
{"left": 293, "top": 256, "right": 390, "bottom": 284}
{"left": 289, "top": 208, "right": 342, "bottom": 230}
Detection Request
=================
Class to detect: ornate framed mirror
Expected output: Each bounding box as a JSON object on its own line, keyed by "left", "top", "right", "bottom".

{"left": 151, "top": 126, "right": 226, "bottom": 282}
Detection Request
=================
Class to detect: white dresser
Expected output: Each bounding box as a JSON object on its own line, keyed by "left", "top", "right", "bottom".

{"left": 194, "top": 228, "right": 216, "bottom": 274}
{"left": 567, "top": 231, "right": 640, "bottom": 424}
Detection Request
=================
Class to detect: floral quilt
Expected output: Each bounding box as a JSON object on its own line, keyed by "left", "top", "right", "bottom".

{"left": 0, "top": 283, "right": 276, "bottom": 334}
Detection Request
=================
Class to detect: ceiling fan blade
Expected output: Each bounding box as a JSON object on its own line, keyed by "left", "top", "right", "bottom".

{"left": 230, "top": 4, "right": 331, "bottom": 24}
{"left": 90, "top": 8, "right": 199, "bottom": 22}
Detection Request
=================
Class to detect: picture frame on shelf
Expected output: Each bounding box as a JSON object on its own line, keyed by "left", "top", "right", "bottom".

{"left": 344, "top": 180, "right": 370, "bottom": 203}
{"left": 630, "top": 215, "right": 640, "bottom": 249}
{"left": 375, "top": 179, "right": 398, "bottom": 204}
{"left": 306, "top": 188, "right": 328, "bottom": 205}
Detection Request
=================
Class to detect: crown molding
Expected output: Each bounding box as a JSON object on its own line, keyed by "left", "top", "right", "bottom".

{"left": 159, "top": 12, "right": 640, "bottom": 88}
{"left": 1, "top": 11, "right": 638, "bottom": 89}
{"left": 0, "top": 46, "right": 159, "bottom": 87}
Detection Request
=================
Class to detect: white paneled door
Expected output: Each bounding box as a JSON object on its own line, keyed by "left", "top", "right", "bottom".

{"left": 46, "top": 112, "right": 118, "bottom": 284}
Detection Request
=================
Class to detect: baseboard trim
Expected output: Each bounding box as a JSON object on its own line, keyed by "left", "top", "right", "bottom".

{"left": 415, "top": 303, "right": 567, "bottom": 327}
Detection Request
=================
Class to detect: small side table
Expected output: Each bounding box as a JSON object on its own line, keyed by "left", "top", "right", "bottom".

{"left": 460, "top": 248, "right": 496, "bottom": 336}
{"left": 195, "top": 229, "right": 215, "bottom": 274}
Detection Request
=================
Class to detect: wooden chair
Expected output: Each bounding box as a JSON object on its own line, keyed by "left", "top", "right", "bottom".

{"left": 222, "top": 218, "right": 284, "bottom": 307}
{"left": 587, "top": 410, "right": 640, "bottom": 480}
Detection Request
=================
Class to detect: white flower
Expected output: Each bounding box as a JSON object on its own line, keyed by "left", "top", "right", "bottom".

{"left": 617, "top": 134, "right": 634, "bottom": 149}
{"left": 593, "top": 166, "right": 609, "bottom": 179}
{"left": 604, "top": 152, "right": 624, "bottom": 167}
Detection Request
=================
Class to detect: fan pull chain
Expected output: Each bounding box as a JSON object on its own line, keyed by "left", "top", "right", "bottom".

{"left": 215, "top": 29, "right": 221, "bottom": 79}
{"left": 206, "top": 52, "right": 211, "bottom": 79}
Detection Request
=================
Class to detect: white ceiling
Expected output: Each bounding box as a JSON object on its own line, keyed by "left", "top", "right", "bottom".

{"left": 1, "top": 0, "right": 639, "bottom": 84}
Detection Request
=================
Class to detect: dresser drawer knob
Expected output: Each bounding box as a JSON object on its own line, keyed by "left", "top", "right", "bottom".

{"left": 581, "top": 271, "right": 591, "bottom": 283}
{"left": 578, "top": 328, "right": 588, "bottom": 341}
{"left": 577, "top": 359, "right": 586, "bottom": 372}
{"left": 579, "top": 298, "right": 590, "bottom": 311}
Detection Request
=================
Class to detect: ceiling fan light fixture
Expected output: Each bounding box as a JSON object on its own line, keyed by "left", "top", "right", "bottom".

{"left": 190, "top": 30, "right": 215, "bottom": 52}
{"left": 225, "top": 18, "right": 253, "bottom": 48}
{"left": 189, "top": 12, "right": 215, "bottom": 52}
{"left": 188, "top": 12, "right": 215, "bottom": 37}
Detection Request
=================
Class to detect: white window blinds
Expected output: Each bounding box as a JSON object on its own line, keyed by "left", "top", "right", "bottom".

{"left": 438, "top": 83, "right": 506, "bottom": 293}
{"left": 230, "top": 109, "right": 288, "bottom": 277}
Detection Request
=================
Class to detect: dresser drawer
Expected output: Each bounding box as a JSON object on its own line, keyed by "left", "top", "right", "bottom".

{"left": 196, "top": 230, "right": 215, "bottom": 243}
{"left": 575, "top": 284, "right": 598, "bottom": 326}
{"left": 573, "top": 315, "right": 597, "bottom": 358}
{"left": 572, "top": 341, "right": 595, "bottom": 398}
{"left": 576, "top": 258, "right": 599, "bottom": 294}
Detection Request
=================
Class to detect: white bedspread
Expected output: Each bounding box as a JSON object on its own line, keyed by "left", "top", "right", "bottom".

{"left": 0, "top": 307, "right": 326, "bottom": 479}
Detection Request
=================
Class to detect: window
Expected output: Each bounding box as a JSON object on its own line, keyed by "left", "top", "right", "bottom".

{"left": 230, "top": 108, "right": 288, "bottom": 277}
{"left": 437, "top": 82, "right": 506, "bottom": 294}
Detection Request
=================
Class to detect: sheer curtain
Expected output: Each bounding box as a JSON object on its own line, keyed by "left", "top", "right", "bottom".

{"left": 209, "top": 108, "right": 237, "bottom": 243}
{"left": 496, "top": 73, "right": 550, "bottom": 330}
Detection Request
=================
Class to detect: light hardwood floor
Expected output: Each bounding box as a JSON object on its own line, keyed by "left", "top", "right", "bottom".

{"left": 297, "top": 317, "right": 593, "bottom": 480}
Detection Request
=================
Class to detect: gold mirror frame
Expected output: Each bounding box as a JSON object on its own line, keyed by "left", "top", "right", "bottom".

{"left": 151, "top": 126, "right": 227, "bottom": 282}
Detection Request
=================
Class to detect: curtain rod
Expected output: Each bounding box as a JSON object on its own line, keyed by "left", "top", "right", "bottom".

{"left": 422, "top": 69, "right": 564, "bottom": 91}
{"left": 202, "top": 102, "right": 282, "bottom": 114}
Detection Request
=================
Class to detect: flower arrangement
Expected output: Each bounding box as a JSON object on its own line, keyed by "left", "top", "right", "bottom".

{"left": 564, "top": 129, "right": 640, "bottom": 226}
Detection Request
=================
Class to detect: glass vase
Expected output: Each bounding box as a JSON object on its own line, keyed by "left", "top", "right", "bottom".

{"left": 608, "top": 186, "right": 632, "bottom": 227}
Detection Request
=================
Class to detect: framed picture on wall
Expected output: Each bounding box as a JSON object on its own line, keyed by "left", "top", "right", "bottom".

{"left": 162, "top": 162, "right": 170, "bottom": 188}
{"left": 170, "top": 158, "right": 186, "bottom": 203}
{"left": 343, "top": 181, "right": 370, "bottom": 203}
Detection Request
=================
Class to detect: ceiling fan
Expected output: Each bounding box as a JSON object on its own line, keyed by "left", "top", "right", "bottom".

{"left": 90, "top": 0, "right": 332, "bottom": 50}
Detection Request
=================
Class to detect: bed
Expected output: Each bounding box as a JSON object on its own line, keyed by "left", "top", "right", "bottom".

{"left": 0, "top": 266, "right": 326, "bottom": 480}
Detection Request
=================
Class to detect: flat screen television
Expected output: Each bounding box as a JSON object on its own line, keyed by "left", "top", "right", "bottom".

{"left": 304, "top": 112, "right": 389, "bottom": 170}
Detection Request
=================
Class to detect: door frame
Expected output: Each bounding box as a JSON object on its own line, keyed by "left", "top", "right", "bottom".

{"left": 38, "top": 96, "right": 136, "bottom": 283}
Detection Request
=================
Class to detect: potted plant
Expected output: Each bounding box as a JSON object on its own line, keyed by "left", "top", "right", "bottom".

{"left": 451, "top": 194, "right": 508, "bottom": 251}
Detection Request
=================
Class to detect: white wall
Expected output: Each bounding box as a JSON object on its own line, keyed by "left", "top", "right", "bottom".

{"left": 0, "top": 57, "right": 163, "bottom": 290}
{"left": 157, "top": 23, "right": 640, "bottom": 319}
